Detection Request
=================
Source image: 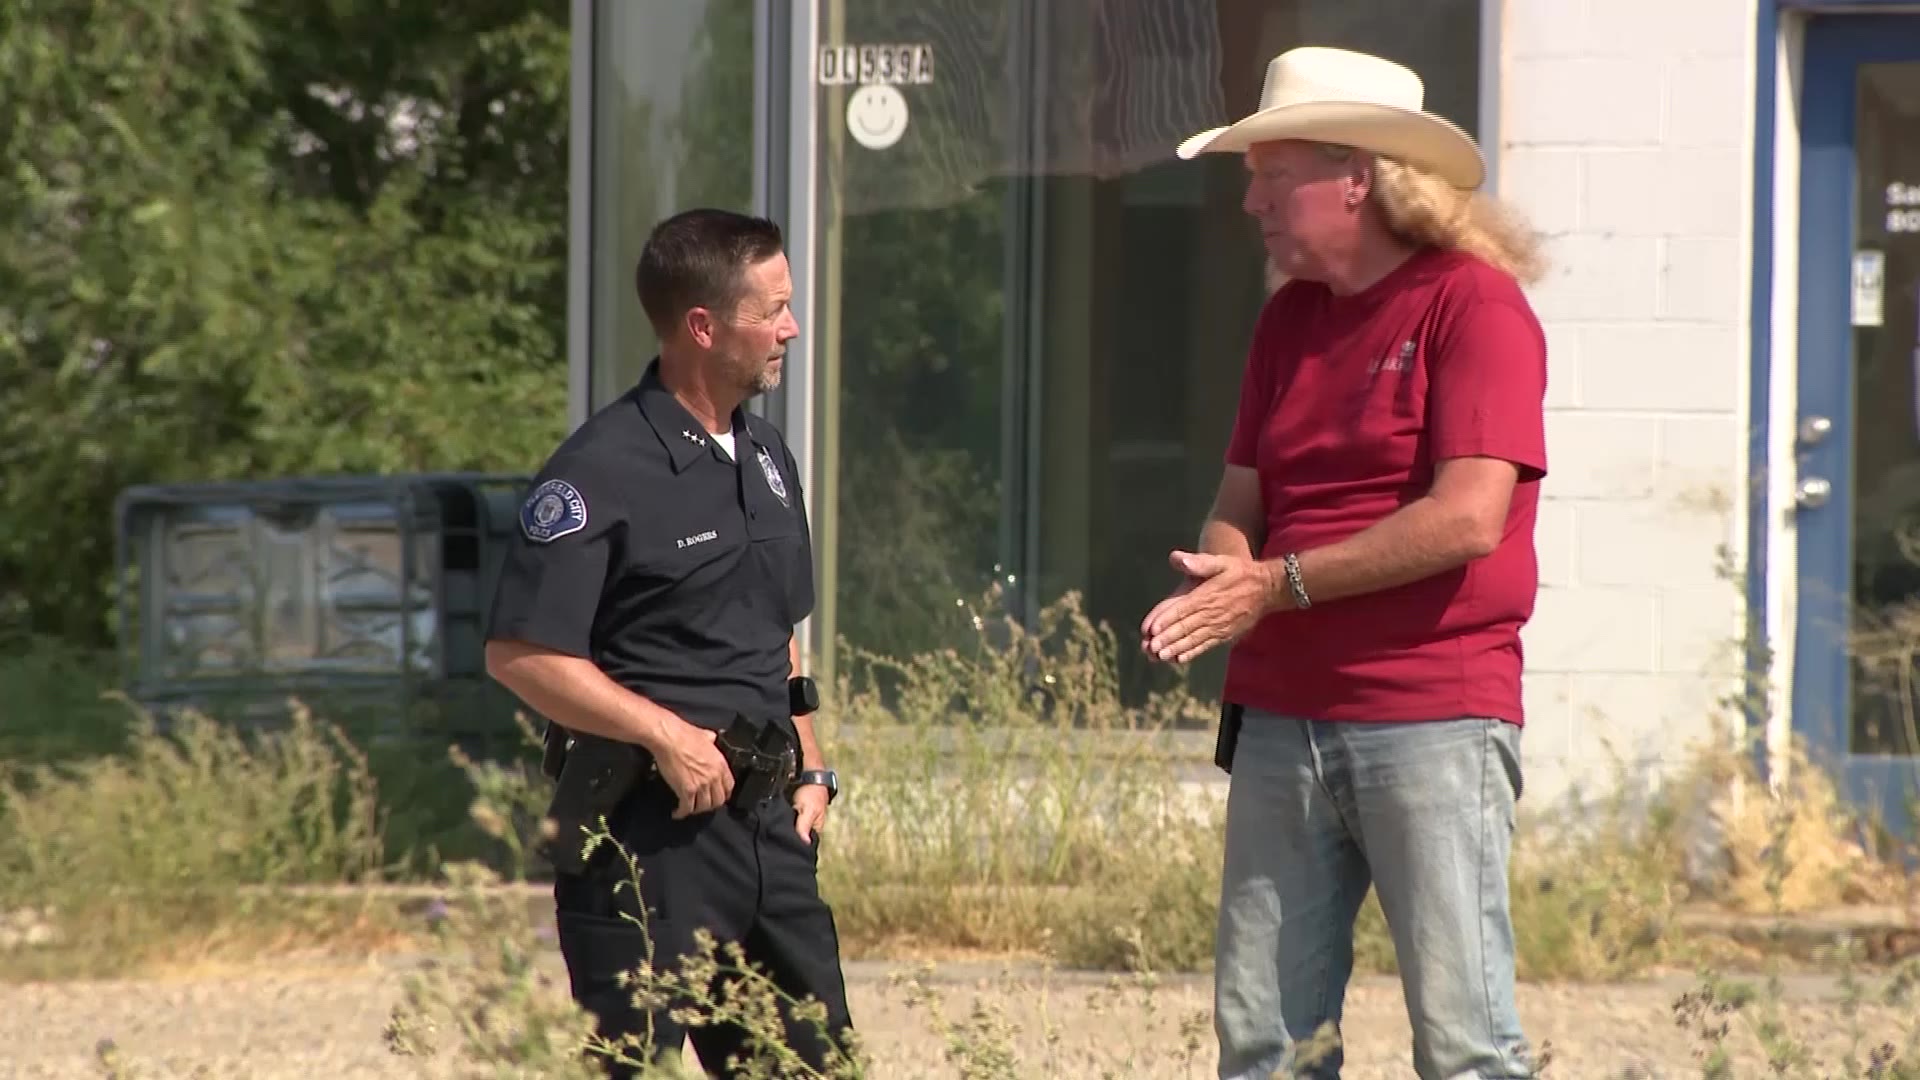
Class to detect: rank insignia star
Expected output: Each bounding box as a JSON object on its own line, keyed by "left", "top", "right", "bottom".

{"left": 681, "top": 429, "right": 706, "bottom": 447}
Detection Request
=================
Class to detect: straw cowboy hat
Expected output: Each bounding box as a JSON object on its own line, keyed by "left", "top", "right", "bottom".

{"left": 1176, "top": 46, "right": 1485, "bottom": 190}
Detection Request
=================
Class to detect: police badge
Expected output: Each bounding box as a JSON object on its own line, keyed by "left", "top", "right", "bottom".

{"left": 755, "top": 447, "right": 790, "bottom": 507}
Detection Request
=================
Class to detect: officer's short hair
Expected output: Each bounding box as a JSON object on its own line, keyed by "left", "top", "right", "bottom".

{"left": 636, "top": 208, "right": 786, "bottom": 340}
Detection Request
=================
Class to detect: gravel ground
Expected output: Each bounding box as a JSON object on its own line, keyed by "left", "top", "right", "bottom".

{"left": 4, "top": 952, "right": 1913, "bottom": 1079}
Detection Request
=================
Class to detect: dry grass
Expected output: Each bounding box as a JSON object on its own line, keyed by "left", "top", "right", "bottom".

{"left": 366, "top": 837, "right": 1920, "bottom": 1079}
{"left": 0, "top": 701, "right": 392, "bottom": 979}
{"left": 377, "top": 840, "right": 1240, "bottom": 1080}
{"left": 1705, "top": 744, "right": 1912, "bottom": 916}
{"left": 2, "top": 586, "right": 1919, "bottom": 1075}
{"left": 3, "top": 587, "right": 1915, "bottom": 987}
{"left": 814, "top": 587, "right": 1223, "bottom": 973}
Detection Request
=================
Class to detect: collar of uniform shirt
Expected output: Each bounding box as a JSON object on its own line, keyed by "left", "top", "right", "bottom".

{"left": 635, "top": 357, "right": 753, "bottom": 473}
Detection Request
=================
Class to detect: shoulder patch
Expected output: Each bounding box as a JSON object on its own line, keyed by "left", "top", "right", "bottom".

{"left": 520, "top": 478, "right": 588, "bottom": 543}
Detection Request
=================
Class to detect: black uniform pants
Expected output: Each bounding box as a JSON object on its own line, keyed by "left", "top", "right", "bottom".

{"left": 553, "top": 771, "right": 853, "bottom": 1079}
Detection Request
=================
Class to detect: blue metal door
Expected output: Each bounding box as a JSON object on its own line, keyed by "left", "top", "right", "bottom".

{"left": 1794, "top": 12, "right": 1920, "bottom": 841}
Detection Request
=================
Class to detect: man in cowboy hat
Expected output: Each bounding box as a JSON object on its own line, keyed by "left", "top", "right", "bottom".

{"left": 1140, "top": 46, "right": 1549, "bottom": 1080}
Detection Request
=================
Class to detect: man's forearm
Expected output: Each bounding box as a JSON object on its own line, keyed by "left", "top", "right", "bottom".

{"left": 486, "top": 643, "right": 682, "bottom": 754}
{"left": 1199, "top": 515, "right": 1259, "bottom": 560}
{"left": 1267, "top": 494, "right": 1492, "bottom": 609}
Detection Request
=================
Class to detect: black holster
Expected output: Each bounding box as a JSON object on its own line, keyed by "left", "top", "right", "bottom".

{"left": 1215, "top": 701, "right": 1245, "bottom": 774}
{"left": 715, "top": 715, "right": 799, "bottom": 810}
{"left": 539, "top": 728, "right": 642, "bottom": 876}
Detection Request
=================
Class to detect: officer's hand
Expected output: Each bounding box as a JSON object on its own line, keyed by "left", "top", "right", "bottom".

{"left": 657, "top": 720, "right": 734, "bottom": 818}
{"left": 792, "top": 783, "right": 829, "bottom": 844}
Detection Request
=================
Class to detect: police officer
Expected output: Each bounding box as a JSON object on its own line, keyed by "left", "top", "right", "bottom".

{"left": 483, "top": 207, "right": 853, "bottom": 1078}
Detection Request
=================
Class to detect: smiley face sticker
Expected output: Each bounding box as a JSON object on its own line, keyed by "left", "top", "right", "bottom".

{"left": 846, "top": 84, "right": 909, "bottom": 151}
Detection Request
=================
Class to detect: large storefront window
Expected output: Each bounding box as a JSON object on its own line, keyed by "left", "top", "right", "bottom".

{"left": 807, "top": 0, "right": 1483, "bottom": 701}
{"left": 588, "top": 0, "right": 755, "bottom": 407}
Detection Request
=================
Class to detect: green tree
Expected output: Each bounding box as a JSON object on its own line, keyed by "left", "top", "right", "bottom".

{"left": 0, "top": 0, "right": 571, "bottom": 645}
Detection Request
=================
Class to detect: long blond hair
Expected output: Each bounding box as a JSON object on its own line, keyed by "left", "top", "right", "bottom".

{"left": 1368, "top": 155, "right": 1549, "bottom": 286}
{"left": 1261, "top": 146, "right": 1550, "bottom": 294}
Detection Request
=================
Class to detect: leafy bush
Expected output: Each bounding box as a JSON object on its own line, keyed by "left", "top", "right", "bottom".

{"left": 0, "top": 638, "right": 137, "bottom": 766}
{"left": 448, "top": 711, "right": 564, "bottom": 882}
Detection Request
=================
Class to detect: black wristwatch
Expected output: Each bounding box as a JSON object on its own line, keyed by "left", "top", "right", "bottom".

{"left": 792, "top": 768, "right": 838, "bottom": 803}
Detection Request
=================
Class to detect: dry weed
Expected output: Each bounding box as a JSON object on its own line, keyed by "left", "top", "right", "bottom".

{"left": 0, "top": 701, "right": 388, "bottom": 978}
{"left": 1708, "top": 742, "right": 1907, "bottom": 915}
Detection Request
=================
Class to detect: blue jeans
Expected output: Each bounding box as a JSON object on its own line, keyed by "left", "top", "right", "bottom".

{"left": 1213, "top": 712, "right": 1535, "bottom": 1080}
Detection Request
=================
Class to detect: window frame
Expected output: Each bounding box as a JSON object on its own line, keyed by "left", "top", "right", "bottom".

{"left": 567, "top": 0, "right": 1503, "bottom": 669}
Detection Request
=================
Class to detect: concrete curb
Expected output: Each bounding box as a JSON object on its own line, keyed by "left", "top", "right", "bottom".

{"left": 1673, "top": 904, "right": 1920, "bottom": 963}
{"left": 238, "top": 884, "right": 1920, "bottom": 965}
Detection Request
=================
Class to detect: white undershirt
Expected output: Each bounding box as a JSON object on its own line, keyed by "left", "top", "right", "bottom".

{"left": 712, "top": 429, "right": 738, "bottom": 461}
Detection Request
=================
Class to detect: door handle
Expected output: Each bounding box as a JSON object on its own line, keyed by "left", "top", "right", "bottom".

{"left": 1795, "top": 476, "right": 1832, "bottom": 509}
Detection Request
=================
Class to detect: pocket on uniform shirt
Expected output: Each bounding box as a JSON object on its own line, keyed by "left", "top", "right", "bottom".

{"left": 750, "top": 530, "right": 813, "bottom": 626}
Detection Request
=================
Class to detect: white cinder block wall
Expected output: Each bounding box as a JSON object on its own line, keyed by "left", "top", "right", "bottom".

{"left": 1497, "top": 0, "right": 1757, "bottom": 806}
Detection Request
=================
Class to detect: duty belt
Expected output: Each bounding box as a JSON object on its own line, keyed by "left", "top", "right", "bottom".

{"left": 715, "top": 715, "right": 798, "bottom": 810}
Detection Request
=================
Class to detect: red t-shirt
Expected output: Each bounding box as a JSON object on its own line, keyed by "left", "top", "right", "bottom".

{"left": 1222, "top": 246, "right": 1549, "bottom": 725}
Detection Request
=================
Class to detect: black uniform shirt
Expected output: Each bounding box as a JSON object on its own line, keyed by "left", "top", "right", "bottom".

{"left": 486, "top": 358, "right": 814, "bottom": 731}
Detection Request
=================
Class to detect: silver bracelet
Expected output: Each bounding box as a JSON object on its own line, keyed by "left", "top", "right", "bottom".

{"left": 1282, "top": 552, "right": 1311, "bottom": 609}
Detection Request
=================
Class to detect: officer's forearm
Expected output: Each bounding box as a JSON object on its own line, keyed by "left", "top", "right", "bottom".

{"left": 484, "top": 640, "right": 683, "bottom": 753}
{"left": 793, "top": 715, "right": 827, "bottom": 771}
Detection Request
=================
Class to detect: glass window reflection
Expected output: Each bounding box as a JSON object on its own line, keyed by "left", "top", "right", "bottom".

{"left": 589, "top": 0, "right": 756, "bottom": 408}
{"left": 806, "top": 0, "right": 1483, "bottom": 704}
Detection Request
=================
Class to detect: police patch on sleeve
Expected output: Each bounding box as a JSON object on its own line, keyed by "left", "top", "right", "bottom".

{"left": 520, "top": 479, "right": 588, "bottom": 543}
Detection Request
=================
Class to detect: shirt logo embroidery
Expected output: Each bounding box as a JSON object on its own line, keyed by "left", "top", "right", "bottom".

{"left": 520, "top": 479, "right": 588, "bottom": 544}
{"left": 677, "top": 530, "right": 719, "bottom": 550}
{"left": 756, "top": 446, "right": 791, "bottom": 507}
{"left": 1368, "top": 340, "right": 1416, "bottom": 375}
